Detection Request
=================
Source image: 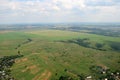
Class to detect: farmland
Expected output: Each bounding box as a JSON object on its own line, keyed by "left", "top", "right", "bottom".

{"left": 0, "top": 24, "right": 120, "bottom": 80}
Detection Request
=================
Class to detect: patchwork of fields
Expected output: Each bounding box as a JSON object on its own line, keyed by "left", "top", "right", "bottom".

{"left": 0, "top": 30, "right": 120, "bottom": 80}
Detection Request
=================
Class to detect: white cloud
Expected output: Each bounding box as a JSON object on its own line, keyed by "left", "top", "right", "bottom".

{"left": 0, "top": 0, "right": 120, "bottom": 23}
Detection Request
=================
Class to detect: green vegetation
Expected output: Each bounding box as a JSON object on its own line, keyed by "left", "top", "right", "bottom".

{"left": 0, "top": 55, "right": 23, "bottom": 80}
{"left": 0, "top": 29, "right": 120, "bottom": 80}
{"left": 108, "top": 41, "right": 120, "bottom": 51}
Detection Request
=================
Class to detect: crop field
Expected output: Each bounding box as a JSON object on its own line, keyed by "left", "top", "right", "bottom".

{"left": 0, "top": 29, "right": 120, "bottom": 80}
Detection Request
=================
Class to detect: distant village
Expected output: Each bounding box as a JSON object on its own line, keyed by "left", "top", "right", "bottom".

{"left": 0, "top": 55, "right": 23, "bottom": 80}
{"left": 87, "top": 65, "right": 120, "bottom": 80}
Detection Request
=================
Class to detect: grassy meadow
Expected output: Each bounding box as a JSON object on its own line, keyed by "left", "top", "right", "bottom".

{"left": 0, "top": 29, "right": 120, "bottom": 80}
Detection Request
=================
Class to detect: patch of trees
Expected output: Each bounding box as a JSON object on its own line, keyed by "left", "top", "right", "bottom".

{"left": 0, "top": 55, "right": 23, "bottom": 80}
{"left": 109, "top": 41, "right": 120, "bottom": 51}
{"left": 60, "top": 38, "right": 90, "bottom": 48}
{"left": 95, "top": 43, "right": 104, "bottom": 49}
{"left": 59, "top": 69, "right": 86, "bottom": 80}
{"left": 95, "top": 43, "right": 106, "bottom": 51}
{"left": 59, "top": 75, "right": 74, "bottom": 80}
{"left": 60, "top": 38, "right": 106, "bottom": 51}
{"left": 59, "top": 74, "right": 88, "bottom": 80}
{"left": 15, "top": 38, "right": 32, "bottom": 49}
{"left": 77, "top": 74, "right": 86, "bottom": 80}
{"left": 22, "top": 38, "right": 32, "bottom": 44}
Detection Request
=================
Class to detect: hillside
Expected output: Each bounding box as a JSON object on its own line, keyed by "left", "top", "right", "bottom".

{"left": 0, "top": 29, "right": 120, "bottom": 80}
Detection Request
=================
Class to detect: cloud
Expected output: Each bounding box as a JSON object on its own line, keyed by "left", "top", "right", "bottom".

{"left": 85, "top": 0, "right": 120, "bottom": 6}
{"left": 0, "top": 0, "right": 120, "bottom": 23}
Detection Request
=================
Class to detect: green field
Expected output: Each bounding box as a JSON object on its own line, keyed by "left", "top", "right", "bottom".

{"left": 0, "top": 30, "right": 120, "bottom": 80}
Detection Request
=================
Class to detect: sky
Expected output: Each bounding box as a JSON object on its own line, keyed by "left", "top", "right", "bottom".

{"left": 0, "top": 0, "right": 120, "bottom": 24}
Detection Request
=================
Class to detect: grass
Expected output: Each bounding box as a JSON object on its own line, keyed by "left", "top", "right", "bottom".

{"left": 26, "top": 30, "right": 120, "bottom": 42}
{"left": 0, "top": 29, "right": 120, "bottom": 80}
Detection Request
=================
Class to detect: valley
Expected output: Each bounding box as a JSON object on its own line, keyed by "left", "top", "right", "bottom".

{"left": 0, "top": 24, "right": 120, "bottom": 80}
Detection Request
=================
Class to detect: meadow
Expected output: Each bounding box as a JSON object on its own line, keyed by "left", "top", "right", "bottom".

{"left": 0, "top": 29, "right": 120, "bottom": 80}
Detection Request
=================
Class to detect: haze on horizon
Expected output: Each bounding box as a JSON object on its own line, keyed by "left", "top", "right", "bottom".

{"left": 0, "top": 0, "right": 120, "bottom": 24}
